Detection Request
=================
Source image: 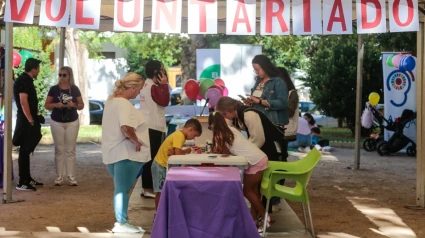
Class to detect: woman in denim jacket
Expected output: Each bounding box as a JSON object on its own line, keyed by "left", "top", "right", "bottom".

{"left": 247, "top": 55, "right": 289, "bottom": 126}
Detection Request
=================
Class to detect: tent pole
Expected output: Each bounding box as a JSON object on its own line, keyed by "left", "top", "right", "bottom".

{"left": 415, "top": 17, "right": 425, "bottom": 208}
{"left": 354, "top": 34, "right": 364, "bottom": 170}
{"left": 59, "top": 27, "right": 65, "bottom": 68}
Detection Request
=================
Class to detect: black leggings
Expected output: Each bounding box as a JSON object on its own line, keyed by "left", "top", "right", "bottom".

{"left": 141, "top": 129, "right": 165, "bottom": 189}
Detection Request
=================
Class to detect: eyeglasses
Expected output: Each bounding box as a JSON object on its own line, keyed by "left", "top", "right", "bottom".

{"left": 253, "top": 68, "right": 261, "bottom": 73}
{"left": 58, "top": 74, "right": 68, "bottom": 77}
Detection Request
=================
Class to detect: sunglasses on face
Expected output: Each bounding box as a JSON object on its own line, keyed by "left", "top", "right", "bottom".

{"left": 58, "top": 74, "right": 68, "bottom": 78}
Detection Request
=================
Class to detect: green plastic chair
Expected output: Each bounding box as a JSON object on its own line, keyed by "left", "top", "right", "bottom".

{"left": 260, "top": 148, "right": 322, "bottom": 237}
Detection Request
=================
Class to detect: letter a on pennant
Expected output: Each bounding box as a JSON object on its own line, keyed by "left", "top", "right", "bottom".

{"left": 114, "top": 0, "right": 145, "bottom": 32}
{"left": 5, "top": 0, "right": 36, "bottom": 24}
{"left": 388, "top": 0, "right": 419, "bottom": 32}
{"left": 226, "top": 0, "right": 256, "bottom": 35}
{"left": 39, "top": 0, "right": 70, "bottom": 27}
{"left": 152, "top": 0, "right": 183, "bottom": 33}
{"left": 356, "top": 0, "right": 386, "bottom": 34}
{"left": 323, "top": 0, "right": 352, "bottom": 34}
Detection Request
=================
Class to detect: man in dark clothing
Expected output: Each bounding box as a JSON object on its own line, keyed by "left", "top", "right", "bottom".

{"left": 13, "top": 58, "right": 43, "bottom": 191}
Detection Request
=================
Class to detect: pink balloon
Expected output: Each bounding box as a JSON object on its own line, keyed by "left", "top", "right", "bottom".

{"left": 12, "top": 50, "right": 21, "bottom": 67}
{"left": 205, "top": 88, "right": 222, "bottom": 107}
{"left": 209, "top": 85, "right": 224, "bottom": 96}
{"left": 222, "top": 87, "right": 229, "bottom": 96}
{"left": 196, "top": 92, "right": 204, "bottom": 100}
{"left": 214, "top": 78, "right": 225, "bottom": 87}
{"left": 392, "top": 54, "right": 403, "bottom": 68}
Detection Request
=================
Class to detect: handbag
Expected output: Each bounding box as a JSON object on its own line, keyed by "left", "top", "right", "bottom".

{"left": 361, "top": 103, "right": 374, "bottom": 129}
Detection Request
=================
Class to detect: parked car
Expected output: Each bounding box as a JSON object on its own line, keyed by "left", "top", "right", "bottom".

{"left": 89, "top": 99, "right": 104, "bottom": 125}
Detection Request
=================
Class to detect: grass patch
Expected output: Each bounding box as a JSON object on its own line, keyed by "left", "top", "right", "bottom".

{"left": 320, "top": 127, "right": 368, "bottom": 142}
{"left": 41, "top": 125, "right": 102, "bottom": 139}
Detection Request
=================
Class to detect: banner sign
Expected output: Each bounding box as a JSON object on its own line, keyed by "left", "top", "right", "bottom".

{"left": 381, "top": 53, "right": 417, "bottom": 142}
{"left": 4, "top": 0, "right": 421, "bottom": 34}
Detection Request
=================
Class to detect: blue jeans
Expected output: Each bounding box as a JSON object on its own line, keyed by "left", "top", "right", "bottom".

{"left": 107, "top": 159, "right": 144, "bottom": 224}
{"left": 288, "top": 134, "right": 312, "bottom": 148}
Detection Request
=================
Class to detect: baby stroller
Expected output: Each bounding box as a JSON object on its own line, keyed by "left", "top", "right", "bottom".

{"left": 376, "top": 109, "right": 416, "bottom": 157}
{"left": 363, "top": 104, "right": 395, "bottom": 152}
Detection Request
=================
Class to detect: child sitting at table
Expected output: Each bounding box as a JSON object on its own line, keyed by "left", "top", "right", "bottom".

{"left": 152, "top": 118, "right": 202, "bottom": 209}
{"left": 208, "top": 112, "right": 271, "bottom": 229}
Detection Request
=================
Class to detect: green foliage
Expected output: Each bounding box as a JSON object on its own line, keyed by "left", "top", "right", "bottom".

{"left": 80, "top": 31, "right": 111, "bottom": 59}
{"left": 13, "top": 27, "right": 55, "bottom": 116}
{"left": 111, "top": 33, "right": 183, "bottom": 78}
{"left": 303, "top": 32, "right": 416, "bottom": 133}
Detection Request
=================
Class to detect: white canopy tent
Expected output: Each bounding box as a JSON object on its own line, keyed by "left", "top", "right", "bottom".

{"left": 2, "top": 0, "right": 425, "bottom": 209}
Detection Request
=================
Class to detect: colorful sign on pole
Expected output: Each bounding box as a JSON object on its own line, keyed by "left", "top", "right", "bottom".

{"left": 381, "top": 52, "right": 417, "bottom": 142}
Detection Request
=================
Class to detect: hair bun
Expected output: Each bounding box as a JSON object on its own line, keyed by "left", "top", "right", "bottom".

{"left": 115, "top": 79, "right": 123, "bottom": 87}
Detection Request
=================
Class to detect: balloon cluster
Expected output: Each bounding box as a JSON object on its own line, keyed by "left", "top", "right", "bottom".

{"left": 184, "top": 78, "right": 228, "bottom": 107}
{"left": 386, "top": 54, "right": 416, "bottom": 71}
{"left": 12, "top": 50, "right": 34, "bottom": 68}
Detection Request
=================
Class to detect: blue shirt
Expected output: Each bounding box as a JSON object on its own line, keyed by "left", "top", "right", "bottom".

{"left": 251, "top": 76, "right": 289, "bottom": 125}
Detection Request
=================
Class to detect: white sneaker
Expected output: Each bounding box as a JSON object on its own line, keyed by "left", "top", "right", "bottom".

{"left": 68, "top": 176, "right": 78, "bottom": 186}
{"left": 54, "top": 176, "right": 63, "bottom": 186}
{"left": 112, "top": 222, "right": 143, "bottom": 233}
{"left": 141, "top": 190, "right": 155, "bottom": 199}
{"left": 297, "top": 147, "right": 304, "bottom": 153}
{"left": 304, "top": 146, "right": 311, "bottom": 153}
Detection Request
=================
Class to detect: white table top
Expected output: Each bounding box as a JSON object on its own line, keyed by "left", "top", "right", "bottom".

{"left": 167, "top": 154, "right": 248, "bottom": 166}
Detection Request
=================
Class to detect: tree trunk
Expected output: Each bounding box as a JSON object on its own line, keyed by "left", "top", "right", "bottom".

{"left": 64, "top": 27, "right": 90, "bottom": 126}
{"left": 180, "top": 35, "right": 207, "bottom": 105}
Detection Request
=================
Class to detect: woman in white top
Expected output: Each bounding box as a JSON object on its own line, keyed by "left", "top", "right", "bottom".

{"left": 101, "top": 73, "right": 150, "bottom": 233}
{"left": 209, "top": 112, "right": 271, "bottom": 228}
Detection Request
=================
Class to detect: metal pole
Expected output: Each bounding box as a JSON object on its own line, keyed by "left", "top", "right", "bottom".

{"left": 3, "top": 22, "right": 13, "bottom": 203}
{"left": 59, "top": 27, "right": 66, "bottom": 68}
{"left": 354, "top": 34, "right": 364, "bottom": 170}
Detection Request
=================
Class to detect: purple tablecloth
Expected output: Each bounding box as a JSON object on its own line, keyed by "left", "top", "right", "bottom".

{"left": 151, "top": 167, "right": 259, "bottom": 238}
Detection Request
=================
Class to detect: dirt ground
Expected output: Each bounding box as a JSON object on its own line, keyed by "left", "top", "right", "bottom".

{"left": 0, "top": 144, "right": 423, "bottom": 237}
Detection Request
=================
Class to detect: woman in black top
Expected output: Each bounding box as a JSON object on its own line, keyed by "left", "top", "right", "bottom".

{"left": 44, "top": 66, "right": 84, "bottom": 186}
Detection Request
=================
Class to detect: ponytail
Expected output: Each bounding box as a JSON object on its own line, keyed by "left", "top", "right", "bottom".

{"left": 209, "top": 112, "right": 234, "bottom": 154}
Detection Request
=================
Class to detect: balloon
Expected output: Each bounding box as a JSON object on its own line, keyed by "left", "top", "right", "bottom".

{"left": 386, "top": 55, "right": 395, "bottom": 67}
{"left": 12, "top": 50, "right": 21, "bottom": 67}
{"left": 19, "top": 50, "right": 34, "bottom": 65}
{"left": 209, "top": 85, "right": 224, "bottom": 96}
{"left": 196, "top": 92, "right": 204, "bottom": 100}
{"left": 368, "top": 92, "right": 380, "bottom": 106}
{"left": 392, "top": 54, "right": 403, "bottom": 68}
{"left": 222, "top": 87, "right": 229, "bottom": 96}
{"left": 205, "top": 88, "right": 222, "bottom": 107}
{"left": 200, "top": 78, "right": 215, "bottom": 97}
{"left": 184, "top": 79, "right": 200, "bottom": 101}
{"left": 214, "top": 78, "right": 225, "bottom": 87}
{"left": 199, "top": 78, "right": 208, "bottom": 83}
{"left": 399, "top": 56, "right": 416, "bottom": 72}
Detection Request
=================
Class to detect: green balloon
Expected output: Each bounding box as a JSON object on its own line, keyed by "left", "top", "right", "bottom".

{"left": 386, "top": 55, "right": 395, "bottom": 67}
{"left": 200, "top": 79, "right": 215, "bottom": 97}
{"left": 19, "top": 50, "right": 34, "bottom": 65}
{"left": 200, "top": 64, "right": 220, "bottom": 80}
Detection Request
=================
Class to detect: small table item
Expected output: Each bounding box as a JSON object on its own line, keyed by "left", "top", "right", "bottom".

{"left": 151, "top": 167, "right": 259, "bottom": 238}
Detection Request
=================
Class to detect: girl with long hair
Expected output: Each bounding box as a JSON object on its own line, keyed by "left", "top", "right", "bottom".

{"left": 208, "top": 112, "right": 271, "bottom": 228}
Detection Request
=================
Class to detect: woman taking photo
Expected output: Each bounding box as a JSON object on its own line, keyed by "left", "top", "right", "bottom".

{"left": 102, "top": 73, "right": 150, "bottom": 233}
{"left": 44, "top": 66, "right": 84, "bottom": 186}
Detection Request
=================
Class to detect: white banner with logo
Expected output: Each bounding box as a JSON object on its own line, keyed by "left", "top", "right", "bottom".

{"left": 381, "top": 52, "right": 417, "bottom": 142}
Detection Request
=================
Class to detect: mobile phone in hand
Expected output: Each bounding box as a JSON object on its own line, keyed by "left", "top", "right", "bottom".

{"left": 154, "top": 70, "right": 163, "bottom": 80}
{"left": 238, "top": 95, "right": 246, "bottom": 100}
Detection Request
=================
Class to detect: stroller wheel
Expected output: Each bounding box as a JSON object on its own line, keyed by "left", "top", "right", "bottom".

{"left": 377, "top": 141, "right": 391, "bottom": 156}
{"left": 407, "top": 146, "right": 416, "bottom": 157}
{"left": 363, "top": 138, "right": 377, "bottom": 152}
